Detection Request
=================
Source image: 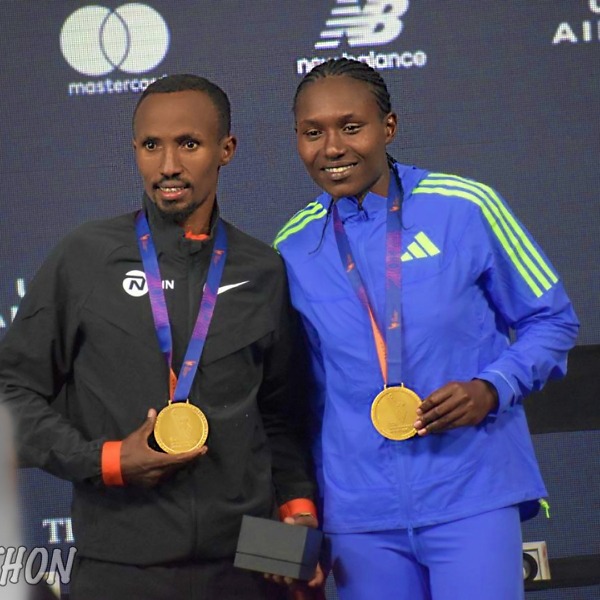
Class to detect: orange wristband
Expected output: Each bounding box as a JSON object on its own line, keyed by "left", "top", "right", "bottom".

{"left": 101, "top": 441, "right": 124, "bottom": 486}
{"left": 279, "top": 498, "right": 317, "bottom": 521}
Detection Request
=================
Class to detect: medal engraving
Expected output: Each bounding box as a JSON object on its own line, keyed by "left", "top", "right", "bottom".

{"left": 371, "top": 386, "right": 421, "bottom": 441}
{"left": 154, "top": 401, "right": 208, "bottom": 454}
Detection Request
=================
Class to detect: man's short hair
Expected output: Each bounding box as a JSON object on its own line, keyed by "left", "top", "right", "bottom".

{"left": 133, "top": 74, "right": 231, "bottom": 138}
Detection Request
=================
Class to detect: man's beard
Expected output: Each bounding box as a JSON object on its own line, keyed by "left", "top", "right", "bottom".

{"left": 155, "top": 200, "right": 201, "bottom": 225}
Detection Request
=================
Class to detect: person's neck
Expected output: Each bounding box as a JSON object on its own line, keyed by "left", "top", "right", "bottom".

{"left": 354, "top": 170, "right": 391, "bottom": 206}
{"left": 183, "top": 221, "right": 210, "bottom": 236}
{"left": 182, "top": 203, "right": 214, "bottom": 236}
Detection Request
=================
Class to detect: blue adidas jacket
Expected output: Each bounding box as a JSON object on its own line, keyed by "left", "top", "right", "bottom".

{"left": 275, "top": 163, "right": 579, "bottom": 534}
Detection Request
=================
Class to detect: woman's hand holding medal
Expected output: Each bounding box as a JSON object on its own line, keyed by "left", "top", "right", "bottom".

{"left": 413, "top": 379, "right": 499, "bottom": 436}
{"left": 120, "top": 408, "right": 207, "bottom": 488}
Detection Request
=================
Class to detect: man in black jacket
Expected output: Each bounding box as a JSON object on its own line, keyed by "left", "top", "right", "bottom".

{"left": 0, "top": 75, "right": 318, "bottom": 600}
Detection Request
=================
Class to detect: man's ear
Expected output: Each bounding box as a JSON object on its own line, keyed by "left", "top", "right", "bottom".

{"left": 220, "top": 135, "right": 237, "bottom": 166}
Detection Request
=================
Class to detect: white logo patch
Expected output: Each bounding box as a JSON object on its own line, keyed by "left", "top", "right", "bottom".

{"left": 122, "top": 270, "right": 148, "bottom": 297}
{"left": 217, "top": 281, "right": 250, "bottom": 295}
{"left": 122, "top": 270, "right": 174, "bottom": 297}
{"left": 60, "top": 3, "right": 170, "bottom": 77}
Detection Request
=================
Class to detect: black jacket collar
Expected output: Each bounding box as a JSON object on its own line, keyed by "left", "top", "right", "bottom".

{"left": 141, "top": 193, "right": 220, "bottom": 256}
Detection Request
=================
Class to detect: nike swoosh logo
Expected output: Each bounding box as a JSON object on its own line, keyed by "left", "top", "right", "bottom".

{"left": 217, "top": 281, "right": 250, "bottom": 295}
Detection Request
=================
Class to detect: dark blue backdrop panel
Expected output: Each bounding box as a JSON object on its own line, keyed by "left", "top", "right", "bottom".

{"left": 1, "top": 0, "right": 599, "bottom": 342}
{"left": 1, "top": 2, "right": 599, "bottom": 597}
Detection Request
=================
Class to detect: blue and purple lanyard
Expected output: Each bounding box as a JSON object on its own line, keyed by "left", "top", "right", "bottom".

{"left": 331, "top": 172, "right": 403, "bottom": 387}
{"left": 135, "top": 211, "right": 226, "bottom": 402}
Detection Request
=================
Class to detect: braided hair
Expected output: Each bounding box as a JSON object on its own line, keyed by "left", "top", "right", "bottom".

{"left": 293, "top": 57, "right": 391, "bottom": 118}
{"left": 294, "top": 59, "right": 404, "bottom": 252}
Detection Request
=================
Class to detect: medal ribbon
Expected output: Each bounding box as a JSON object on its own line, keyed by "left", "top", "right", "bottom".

{"left": 332, "top": 171, "right": 403, "bottom": 387}
{"left": 135, "top": 211, "right": 227, "bottom": 402}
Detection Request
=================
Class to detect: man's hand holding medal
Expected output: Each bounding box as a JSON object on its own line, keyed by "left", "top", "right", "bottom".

{"left": 120, "top": 408, "right": 207, "bottom": 488}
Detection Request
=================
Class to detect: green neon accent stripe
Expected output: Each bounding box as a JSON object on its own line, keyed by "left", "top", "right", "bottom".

{"left": 273, "top": 202, "right": 324, "bottom": 248}
{"left": 414, "top": 182, "right": 543, "bottom": 297}
{"left": 273, "top": 208, "right": 327, "bottom": 249}
{"left": 401, "top": 252, "right": 413, "bottom": 262}
{"left": 415, "top": 175, "right": 558, "bottom": 296}
{"left": 432, "top": 175, "right": 558, "bottom": 285}
{"left": 415, "top": 232, "right": 440, "bottom": 256}
{"left": 539, "top": 499, "right": 550, "bottom": 519}
{"left": 407, "top": 241, "right": 427, "bottom": 258}
{"left": 275, "top": 202, "right": 323, "bottom": 239}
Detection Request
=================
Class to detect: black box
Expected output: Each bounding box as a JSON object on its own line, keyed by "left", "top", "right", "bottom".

{"left": 234, "top": 515, "right": 323, "bottom": 581}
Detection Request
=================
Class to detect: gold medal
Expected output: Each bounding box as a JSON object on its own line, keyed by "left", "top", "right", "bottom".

{"left": 371, "top": 385, "right": 421, "bottom": 441}
{"left": 154, "top": 401, "right": 209, "bottom": 454}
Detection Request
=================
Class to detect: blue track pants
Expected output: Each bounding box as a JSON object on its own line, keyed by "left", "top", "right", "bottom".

{"left": 328, "top": 506, "right": 524, "bottom": 600}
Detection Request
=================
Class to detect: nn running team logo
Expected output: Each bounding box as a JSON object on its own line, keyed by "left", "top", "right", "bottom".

{"left": 296, "top": 0, "right": 427, "bottom": 75}
{"left": 122, "top": 270, "right": 174, "bottom": 297}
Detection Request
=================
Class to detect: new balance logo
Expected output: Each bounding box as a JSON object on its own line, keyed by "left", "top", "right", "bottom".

{"left": 315, "top": 0, "right": 410, "bottom": 50}
{"left": 295, "top": 0, "right": 427, "bottom": 76}
{"left": 401, "top": 232, "right": 440, "bottom": 262}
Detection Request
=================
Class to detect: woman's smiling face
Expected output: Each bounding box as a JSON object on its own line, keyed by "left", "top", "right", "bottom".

{"left": 294, "top": 75, "right": 397, "bottom": 201}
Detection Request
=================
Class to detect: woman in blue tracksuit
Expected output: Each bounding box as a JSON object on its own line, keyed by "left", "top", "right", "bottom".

{"left": 275, "top": 58, "right": 579, "bottom": 600}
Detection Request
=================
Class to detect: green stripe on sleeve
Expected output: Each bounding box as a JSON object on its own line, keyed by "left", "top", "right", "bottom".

{"left": 275, "top": 202, "right": 322, "bottom": 239}
{"left": 273, "top": 208, "right": 327, "bottom": 249}
{"left": 414, "top": 180, "right": 544, "bottom": 297}
{"left": 415, "top": 174, "right": 558, "bottom": 296}
{"left": 451, "top": 176, "right": 558, "bottom": 285}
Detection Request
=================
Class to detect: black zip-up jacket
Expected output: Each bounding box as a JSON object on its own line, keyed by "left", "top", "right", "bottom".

{"left": 0, "top": 196, "right": 315, "bottom": 565}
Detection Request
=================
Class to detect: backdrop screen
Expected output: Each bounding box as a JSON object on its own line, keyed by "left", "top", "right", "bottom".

{"left": 1, "top": 1, "right": 599, "bottom": 597}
